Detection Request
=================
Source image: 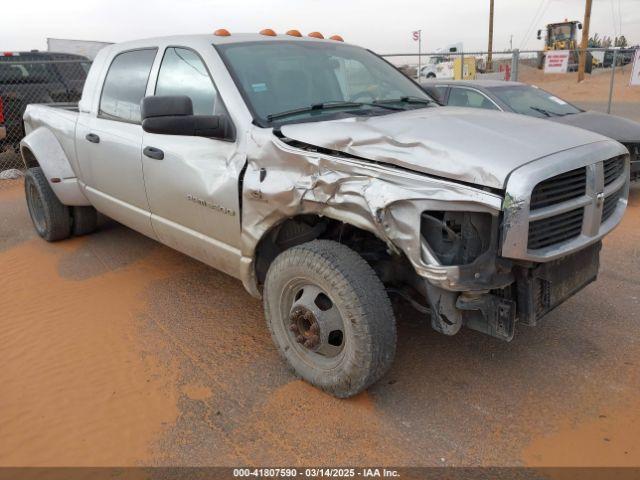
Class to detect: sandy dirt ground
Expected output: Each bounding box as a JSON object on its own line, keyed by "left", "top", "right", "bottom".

{"left": 518, "top": 64, "right": 640, "bottom": 104}
{"left": 0, "top": 179, "right": 639, "bottom": 469}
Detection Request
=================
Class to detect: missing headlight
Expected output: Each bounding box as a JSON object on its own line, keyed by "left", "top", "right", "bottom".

{"left": 420, "top": 211, "right": 493, "bottom": 266}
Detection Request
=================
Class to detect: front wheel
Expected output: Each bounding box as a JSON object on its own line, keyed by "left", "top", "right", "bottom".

{"left": 264, "top": 240, "right": 397, "bottom": 398}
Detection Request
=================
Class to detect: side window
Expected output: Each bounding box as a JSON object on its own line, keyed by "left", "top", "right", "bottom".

{"left": 155, "top": 47, "right": 222, "bottom": 115}
{"left": 427, "top": 85, "right": 448, "bottom": 103}
{"left": 434, "top": 86, "right": 448, "bottom": 98}
{"left": 448, "top": 88, "right": 498, "bottom": 110}
{"left": 100, "top": 49, "right": 157, "bottom": 123}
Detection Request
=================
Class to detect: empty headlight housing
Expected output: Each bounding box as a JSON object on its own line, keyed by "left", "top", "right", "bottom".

{"left": 420, "top": 211, "right": 493, "bottom": 266}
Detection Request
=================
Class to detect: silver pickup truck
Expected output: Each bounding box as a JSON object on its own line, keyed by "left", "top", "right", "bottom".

{"left": 20, "top": 33, "right": 630, "bottom": 397}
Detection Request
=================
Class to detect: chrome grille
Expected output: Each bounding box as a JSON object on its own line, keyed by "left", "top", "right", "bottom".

{"left": 528, "top": 207, "right": 584, "bottom": 250}
{"left": 530, "top": 167, "right": 586, "bottom": 210}
{"left": 604, "top": 156, "right": 625, "bottom": 186}
{"left": 501, "top": 142, "right": 629, "bottom": 262}
{"left": 623, "top": 143, "right": 639, "bottom": 161}
{"left": 602, "top": 188, "right": 623, "bottom": 224}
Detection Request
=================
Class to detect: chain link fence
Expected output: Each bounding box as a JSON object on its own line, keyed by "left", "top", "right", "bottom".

{"left": 1, "top": 48, "right": 638, "bottom": 191}
{"left": 382, "top": 47, "right": 639, "bottom": 119}
{"left": 0, "top": 55, "right": 90, "bottom": 190}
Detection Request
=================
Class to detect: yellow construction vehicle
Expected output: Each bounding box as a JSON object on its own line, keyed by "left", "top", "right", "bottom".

{"left": 536, "top": 20, "right": 592, "bottom": 73}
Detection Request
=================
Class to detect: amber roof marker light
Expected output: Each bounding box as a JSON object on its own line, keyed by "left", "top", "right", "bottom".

{"left": 308, "top": 32, "right": 325, "bottom": 39}
{"left": 260, "top": 28, "right": 277, "bottom": 36}
{"left": 329, "top": 35, "right": 344, "bottom": 42}
{"left": 286, "top": 29, "right": 302, "bottom": 37}
{"left": 214, "top": 29, "right": 231, "bottom": 36}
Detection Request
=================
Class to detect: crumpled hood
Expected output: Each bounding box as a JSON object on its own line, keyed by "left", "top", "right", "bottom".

{"left": 547, "top": 110, "right": 640, "bottom": 143}
{"left": 280, "top": 107, "right": 609, "bottom": 189}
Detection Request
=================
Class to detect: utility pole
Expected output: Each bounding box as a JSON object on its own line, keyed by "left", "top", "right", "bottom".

{"left": 488, "top": 0, "right": 495, "bottom": 70}
{"left": 416, "top": 30, "right": 422, "bottom": 80}
{"left": 510, "top": 34, "right": 513, "bottom": 51}
{"left": 578, "top": 0, "right": 592, "bottom": 82}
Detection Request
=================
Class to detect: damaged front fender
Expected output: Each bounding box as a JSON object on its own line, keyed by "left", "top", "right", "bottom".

{"left": 239, "top": 128, "right": 509, "bottom": 296}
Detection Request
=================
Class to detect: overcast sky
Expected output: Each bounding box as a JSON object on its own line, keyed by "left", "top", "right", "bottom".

{"left": 2, "top": 0, "right": 638, "bottom": 54}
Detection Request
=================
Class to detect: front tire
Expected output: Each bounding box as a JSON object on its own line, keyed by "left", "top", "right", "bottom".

{"left": 264, "top": 240, "right": 397, "bottom": 398}
{"left": 24, "top": 167, "right": 71, "bottom": 242}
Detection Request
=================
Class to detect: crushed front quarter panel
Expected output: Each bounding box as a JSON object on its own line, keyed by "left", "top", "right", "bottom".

{"left": 238, "top": 127, "right": 504, "bottom": 296}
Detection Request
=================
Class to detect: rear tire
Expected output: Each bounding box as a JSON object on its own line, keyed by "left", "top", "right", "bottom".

{"left": 72, "top": 206, "right": 98, "bottom": 236}
{"left": 264, "top": 240, "right": 397, "bottom": 398}
{"left": 24, "top": 167, "right": 71, "bottom": 242}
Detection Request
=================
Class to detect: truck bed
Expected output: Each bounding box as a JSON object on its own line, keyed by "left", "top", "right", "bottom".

{"left": 22, "top": 103, "right": 80, "bottom": 173}
{"left": 42, "top": 102, "right": 79, "bottom": 112}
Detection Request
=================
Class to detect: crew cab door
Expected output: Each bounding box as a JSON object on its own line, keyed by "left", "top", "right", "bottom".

{"left": 75, "top": 48, "right": 158, "bottom": 238}
{"left": 141, "top": 47, "right": 242, "bottom": 277}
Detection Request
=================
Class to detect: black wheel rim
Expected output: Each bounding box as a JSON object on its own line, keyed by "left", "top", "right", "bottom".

{"left": 26, "top": 179, "right": 47, "bottom": 236}
{"left": 279, "top": 278, "right": 347, "bottom": 369}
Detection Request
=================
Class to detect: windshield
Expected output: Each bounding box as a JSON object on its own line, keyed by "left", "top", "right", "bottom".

{"left": 216, "top": 41, "right": 433, "bottom": 125}
{"left": 487, "top": 85, "right": 582, "bottom": 118}
{"left": 427, "top": 56, "right": 447, "bottom": 65}
{"left": 549, "top": 25, "right": 573, "bottom": 42}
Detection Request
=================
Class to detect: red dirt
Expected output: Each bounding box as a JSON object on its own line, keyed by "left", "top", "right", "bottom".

{"left": 518, "top": 64, "right": 640, "bottom": 103}
{"left": 0, "top": 234, "right": 179, "bottom": 466}
{"left": 2, "top": 180, "right": 640, "bottom": 468}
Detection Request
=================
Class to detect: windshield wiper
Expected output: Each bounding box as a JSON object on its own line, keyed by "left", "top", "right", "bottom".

{"left": 530, "top": 106, "right": 567, "bottom": 117}
{"left": 266, "top": 101, "right": 401, "bottom": 121}
{"left": 375, "top": 96, "right": 435, "bottom": 106}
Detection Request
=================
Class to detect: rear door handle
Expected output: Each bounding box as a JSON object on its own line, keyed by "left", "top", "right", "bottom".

{"left": 143, "top": 146, "right": 164, "bottom": 160}
{"left": 85, "top": 133, "right": 100, "bottom": 144}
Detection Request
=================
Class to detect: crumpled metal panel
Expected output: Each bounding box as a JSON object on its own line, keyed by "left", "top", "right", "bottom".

{"left": 239, "top": 128, "right": 503, "bottom": 295}
{"left": 280, "top": 107, "right": 610, "bottom": 189}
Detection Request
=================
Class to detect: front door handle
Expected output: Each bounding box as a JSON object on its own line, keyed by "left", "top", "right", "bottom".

{"left": 85, "top": 133, "right": 100, "bottom": 144}
{"left": 143, "top": 146, "right": 164, "bottom": 160}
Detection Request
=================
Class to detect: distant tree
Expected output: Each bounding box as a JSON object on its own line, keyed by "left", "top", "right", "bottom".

{"left": 602, "top": 36, "right": 612, "bottom": 48}
{"left": 588, "top": 33, "right": 601, "bottom": 48}
{"left": 614, "top": 36, "right": 628, "bottom": 48}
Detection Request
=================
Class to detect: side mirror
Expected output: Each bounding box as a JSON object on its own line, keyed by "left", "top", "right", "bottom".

{"left": 537, "top": 29, "right": 542, "bottom": 40}
{"left": 578, "top": 23, "right": 583, "bottom": 30}
{"left": 141, "top": 95, "right": 232, "bottom": 139}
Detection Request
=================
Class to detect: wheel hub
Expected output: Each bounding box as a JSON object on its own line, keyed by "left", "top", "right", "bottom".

{"left": 289, "top": 305, "right": 321, "bottom": 350}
